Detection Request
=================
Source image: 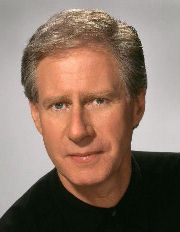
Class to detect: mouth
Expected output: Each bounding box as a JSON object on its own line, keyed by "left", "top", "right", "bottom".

{"left": 68, "top": 151, "right": 103, "bottom": 164}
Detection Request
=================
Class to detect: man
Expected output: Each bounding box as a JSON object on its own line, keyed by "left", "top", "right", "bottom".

{"left": 0, "top": 9, "right": 179, "bottom": 232}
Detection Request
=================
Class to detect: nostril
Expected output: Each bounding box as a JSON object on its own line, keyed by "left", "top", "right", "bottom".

{"left": 68, "top": 121, "right": 95, "bottom": 144}
{"left": 67, "top": 107, "right": 95, "bottom": 144}
{"left": 68, "top": 124, "right": 92, "bottom": 143}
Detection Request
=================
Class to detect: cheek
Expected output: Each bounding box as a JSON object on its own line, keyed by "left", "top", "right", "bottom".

{"left": 40, "top": 115, "right": 64, "bottom": 152}
{"left": 92, "top": 106, "right": 133, "bottom": 137}
{"left": 40, "top": 112, "right": 66, "bottom": 136}
{"left": 92, "top": 105, "right": 134, "bottom": 156}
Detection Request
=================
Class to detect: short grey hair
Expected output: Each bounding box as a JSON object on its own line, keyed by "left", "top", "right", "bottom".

{"left": 21, "top": 9, "right": 147, "bottom": 103}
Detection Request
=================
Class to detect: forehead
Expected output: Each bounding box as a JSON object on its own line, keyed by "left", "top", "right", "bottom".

{"left": 36, "top": 47, "right": 124, "bottom": 98}
{"left": 37, "top": 45, "right": 120, "bottom": 71}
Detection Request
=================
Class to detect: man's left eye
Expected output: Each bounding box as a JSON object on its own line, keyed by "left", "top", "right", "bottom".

{"left": 93, "top": 98, "right": 107, "bottom": 105}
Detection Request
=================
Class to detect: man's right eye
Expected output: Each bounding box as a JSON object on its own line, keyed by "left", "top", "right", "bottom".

{"left": 51, "top": 102, "right": 67, "bottom": 111}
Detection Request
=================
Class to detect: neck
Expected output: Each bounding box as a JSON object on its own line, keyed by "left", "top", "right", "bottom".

{"left": 59, "top": 154, "right": 132, "bottom": 208}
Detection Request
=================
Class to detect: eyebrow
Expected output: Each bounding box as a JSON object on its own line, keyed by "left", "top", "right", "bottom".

{"left": 42, "top": 90, "right": 121, "bottom": 108}
{"left": 42, "top": 96, "right": 71, "bottom": 108}
{"left": 82, "top": 90, "right": 119, "bottom": 101}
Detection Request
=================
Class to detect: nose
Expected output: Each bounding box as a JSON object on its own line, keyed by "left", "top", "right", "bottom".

{"left": 67, "top": 107, "right": 95, "bottom": 144}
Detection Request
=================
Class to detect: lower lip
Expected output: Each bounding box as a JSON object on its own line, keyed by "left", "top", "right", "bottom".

{"left": 70, "top": 153, "right": 101, "bottom": 164}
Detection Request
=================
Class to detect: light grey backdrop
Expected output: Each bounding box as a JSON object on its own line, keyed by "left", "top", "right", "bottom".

{"left": 0, "top": 0, "right": 179, "bottom": 217}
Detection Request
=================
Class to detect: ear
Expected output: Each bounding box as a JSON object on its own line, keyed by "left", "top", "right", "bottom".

{"left": 132, "top": 89, "right": 146, "bottom": 128}
{"left": 29, "top": 102, "right": 42, "bottom": 135}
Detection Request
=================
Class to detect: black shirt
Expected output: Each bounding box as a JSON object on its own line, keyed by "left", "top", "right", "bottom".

{"left": 0, "top": 151, "right": 179, "bottom": 232}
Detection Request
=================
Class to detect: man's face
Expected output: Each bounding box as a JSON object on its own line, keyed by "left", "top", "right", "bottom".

{"left": 31, "top": 47, "right": 145, "bottom": 187}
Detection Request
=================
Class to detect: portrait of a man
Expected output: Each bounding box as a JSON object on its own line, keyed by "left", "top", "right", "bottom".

{"left": 0, "top": 6, "right": 179, "bottom": 232}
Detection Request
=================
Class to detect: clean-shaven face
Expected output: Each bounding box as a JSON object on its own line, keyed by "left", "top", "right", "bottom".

{"left": 31, "top": 47, "right": 144, "bottom": 188}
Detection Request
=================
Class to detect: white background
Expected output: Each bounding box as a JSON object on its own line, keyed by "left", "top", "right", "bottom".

{"left": 0, "top": 0, "right": 179, "bottom": 217}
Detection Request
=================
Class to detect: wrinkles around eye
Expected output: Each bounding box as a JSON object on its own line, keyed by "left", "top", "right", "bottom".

{"left": 50, "top": 98, "right": 110, "bottom": 112}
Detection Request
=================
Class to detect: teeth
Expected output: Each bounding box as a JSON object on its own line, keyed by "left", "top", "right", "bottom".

{"left": 82, "top": 155, "right": 90, "bottom": 160}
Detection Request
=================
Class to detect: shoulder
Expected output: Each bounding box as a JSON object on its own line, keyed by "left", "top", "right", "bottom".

{"left": 0, "top": 169, "right": 58, "bottom": 231}
{"left": 132, "top": 150, "right": 180, "bottom": 186}
{"left": 132, "top": 150, "right": 179, "bottom": 212}
{"left": 133, "top": 150, "right": 180, "bottom": 172}
{"left": 132, "top": 151, "right": 180, "bottom": 230}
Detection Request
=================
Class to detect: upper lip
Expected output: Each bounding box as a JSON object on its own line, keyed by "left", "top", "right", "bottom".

{"left": 68, "top": 151, "right": 102, "bottom": 157}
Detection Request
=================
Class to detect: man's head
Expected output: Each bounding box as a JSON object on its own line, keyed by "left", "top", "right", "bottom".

{"left": 21, "top": 9, "right": 146, "bottom": 192}
{"left": 21, "top": 9, "right": 147, "bottom": 103}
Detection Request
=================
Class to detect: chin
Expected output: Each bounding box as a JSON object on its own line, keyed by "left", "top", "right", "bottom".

{"left": 59, "top": 169, "right": 109, "bottom": 188}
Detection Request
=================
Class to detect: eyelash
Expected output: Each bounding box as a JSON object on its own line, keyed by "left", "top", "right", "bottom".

{"left": 91, "top": 98, "right": 108, "bottom": 105}
{"left": 51, "top": 102, "right": 69, "bottom": 111}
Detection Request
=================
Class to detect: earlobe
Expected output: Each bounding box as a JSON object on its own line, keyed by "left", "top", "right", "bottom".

{"left": 133, "top": 89, "right": 146, "bottom": 128}
{"left": 29, "top": 102, "right": 42, "bottom": 134}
